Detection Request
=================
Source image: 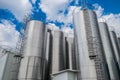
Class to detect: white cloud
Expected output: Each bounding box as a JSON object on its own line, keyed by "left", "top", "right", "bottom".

{"left": 31, "top": 0, "right": 36, "bottom": 4}
{"left": 0, "top": 1, "right": 119, "bottom": 50}
{"left": 102, "top": 14, "right": 120, "bottom": 33}
{"left": 39, "top": 1, "right": 119, "bottom": 37}
{"left": 0, "top": 0, "right": 32, "bottom": 21}
{"left": 0, "top": 20, "right": 19, "bottom": 50}
{"left": 46, "top": 23, "right": 74, "bottom": 37}
{"left": 47, "top": 23, "right": 60, "bottom": 31}
{"left": 61, "top": 26, "right": 74, "bottom": 37}
{"left": 39, "top": 0, "right": 81, "bottom": 37}
{"left": 75, "top": 0, "right": 79, "bottom": 5}
{"left": 93, "top": 4, "right": 120, "bottom": 35}
{"left": 40, "top": 0, "right": 77, "bottom": 26}
{"left": 93, "top": 4, "right": 104, "bottom": 18}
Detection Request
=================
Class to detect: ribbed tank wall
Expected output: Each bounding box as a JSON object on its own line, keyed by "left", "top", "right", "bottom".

{"left": 110, "top": 31, "right": 120, "bottom": 72}
{"left": 86, "top": 10, "right": 109, "bottom": 80}
{"left": 62, "top": 33, "right": 67, "bottom": 70}
{"left": 118, "top": 37, "right": 120, "bottom": 71}
{"left": 44, "top": 29, "right": 52, "bottom": 80}
{"left": 73, "top": 9, "right": 97, "bottom": 80}
{"left": 98, "top": 22, "right": 120, "bottom": 79}
{"left": 45, "top": 31, "right": 50, "bottom": 61}
{"left": 18, "top": 20, "right": 46, "bottom": 80}
{"left": 118, "top": 38, "right": 120, "bottom": 57}
{"left": 66, "top": 37, "right": 77, "bottom": 70}
{"left": 118, "top": 38, "right": 120, "bottom": 50}
{"left": 51, "top": 31, "right": 66, "bottom": 74}
{"left": 73, "top": 9, "right": 109, "bottom": 80}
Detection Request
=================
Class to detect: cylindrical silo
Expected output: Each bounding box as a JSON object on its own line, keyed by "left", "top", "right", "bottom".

{"left": 118, "top": 37, "right": 120, "bottom": 70}
{"left": 73, "top": 9, "right": 109, "bottom": 80}
{"left": 98, "top": 22, "right": 120, "bottom": 79}
{"left": 18, "top": 20, "right": 46, "bottom": 80}
{"left": 118, "top": 37, "right": 120, "bottom": 54}
{"left": 0, "top": 49, "right": 21, "bottom": 80}
{"left": 51, "top": 30, "right": 66, "bottom": 74}
{"left": 110, "top": 31, "right": 120, "bottom": 72}
{"left": 65, "top": 37, "right": 77, "bottom": 70}
{"left": 118, "top": 37, "right": 120, "bottom": 49}
{"left": 44, "top": 28, "right": 53, "bottom": 80}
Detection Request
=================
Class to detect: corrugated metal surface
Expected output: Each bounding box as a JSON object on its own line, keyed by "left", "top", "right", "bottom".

{"left": 73, "top": 9, "right": 109, "bottom": 80}
{"left": 18, "top": 20, "right": 46, "bottom": 80}
{"left": 98, "top": 22, "right": 120, "bottom": 79}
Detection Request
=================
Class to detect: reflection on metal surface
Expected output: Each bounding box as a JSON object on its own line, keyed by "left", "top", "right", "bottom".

{"left": 50, "top": 31, "right": 66, "bottom": 74}
{"left": 0, "top": 9, "right": 120, "bottom": 80}
{"left": 110, "top": 31, "right": 120, "bottom": 73}
{"left": 65, "top": 37, "right": 77, "bottom": 70}
{"left": 98, "top": 22, "right": 120, "bottom": 79}
{"left": 0, "top": 49, "right": 21, "bottom": 80}
{"left": 18, "top": 20, "right": 46, "bottom": 80}
{"left": 73, "top": 9, "right": 110, "bottom": 80}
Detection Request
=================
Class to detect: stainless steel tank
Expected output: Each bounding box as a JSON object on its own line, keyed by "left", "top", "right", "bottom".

{"left": 118, "top": 37, "right": 120, "bottom": 50}
{"left": 73, "top": 9, "right": 109, "bottom": 80}
{"left": 51, "top": 30, "right": 66, "bottom": 74}
{"left": 118, "top": 37, "right": 120, "bottom": 71}
{"left": 0, "top": 49, "right": 21, "bottom": 80}
{"left": 18, "top": 20, "right": 46, "bottom": 80}
{"left": 65, "top": 37, "right": 77, "bottom": 70}
{"left": 110, "top": 31, "right": 120, "bottom": 72}
{"left": 98, "top": 22, "right": 120, "bottom": 79}
{"left": 118, "top": 37, "right": 120, "bottom": 57}
{"left": 43, "top": 27, "right": 52, "bottom": 80}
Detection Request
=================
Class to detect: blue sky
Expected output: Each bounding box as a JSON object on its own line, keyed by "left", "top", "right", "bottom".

{"left": 0, "top": 0, "right": 120, "bottom": 30}
{"left": 94, "top": 0, "right": 120, "bottom": 14}
{"left": 0, "top": 0, "right": 120, "bottom": 28}
{"left": 0, "top": 0, "right": 120, "bottom": 49}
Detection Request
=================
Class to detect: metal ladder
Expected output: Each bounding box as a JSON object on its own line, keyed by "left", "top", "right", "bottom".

{"left": 94, "top": 57, "right": 105, "bottom": 80}
{"left": 84, "top": 10, "right": 106, "bottom": 80}
{"left": 93, "top": 38, "right": 105, "bottom": 80}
